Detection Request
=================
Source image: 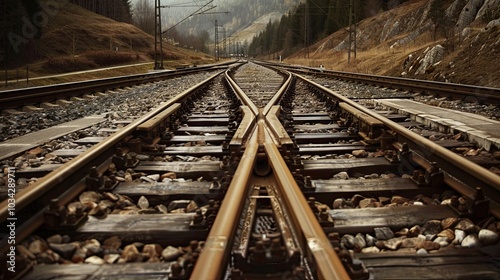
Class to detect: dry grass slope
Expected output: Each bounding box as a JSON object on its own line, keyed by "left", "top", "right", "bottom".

{"left": 1, "top": 0, "right": 215, "bottom": 85}
{"left": 285, "top": 0, "right": 500, "bottom": 88}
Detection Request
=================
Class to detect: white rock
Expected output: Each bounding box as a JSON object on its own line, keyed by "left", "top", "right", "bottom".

{"left": 85, "top": 256, "right": 105, "bottom": 265}
{"left": 461, "top": 234, "right": 481, "bottom": 248}
{"left": 434, "top": 236, "right": 449, "bottom": 247}
{"left": 138, "top": 196, "right": 150, "bottom": 210}
{"left": 147, "top": 174, "right": 160, "bottom": 181}
{"left": 453, "top": 229, "right": 466, "bottom": 245}
{"left": 416, "top": 248, "right": 429, "bottom": 255}
{"left": 161, "top": 246, "right": 182, "bottom": 261}
{"left": 361, "top": 246, "right": 380, "bottom": 253}
{"left": 333, "top": 172, "right": 349, "bottom": 180}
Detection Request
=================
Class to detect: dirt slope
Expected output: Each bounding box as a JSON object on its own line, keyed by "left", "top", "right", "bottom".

{"left": 285, "top": 0, "right": 500, "bottom": 88}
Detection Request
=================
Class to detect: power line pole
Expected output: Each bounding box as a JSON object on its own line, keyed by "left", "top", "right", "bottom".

{"left": 347, "top": 0, "right": 356, "bottom": 65}
{"left": 214, "top": 19, "right": 219, "bottom": 61}
{"left": 154, "top": 0, "right": 163, "bottom": 69}
{"left": 304, "top": 1, "right": 309, "bottom": 59}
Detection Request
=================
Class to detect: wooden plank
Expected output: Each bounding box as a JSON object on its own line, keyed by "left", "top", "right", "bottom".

{"left": 73, "top": 214, "right": 207, "bottom": 244}
{"left": 368, "top": 263, "right": 500, "bottom": 279}
{"left": 312, "top": 178, "right": 417, "bottom": 192}
{"left": 135, "top": 161, "right": 221, "bottom": 177}
{"left": 16, "top": 164, "right": 63, "bottom": 177}
{"left": 305, "top": 178, "right": 445, "bottom": 206}
{"left": 24, "top": 263, "right": 172, "bottom": 280}
{"left": 177, "top": 126, "right": 229, "bottom": 133}
{"left": 303, "top": 157, "right": 397, "bottom": 178}
{"left": 292, "top": 116, "right": 333, "bottom": 124}
{"left": 294, "top": 124, "right": 341, "bottom": 131}
{"left": 186, "top": 117, "right": 229, "bottom": 126}
{"left": 51, "top": 149, "right": 86, "bottom": 157}
{"left": 169, "top": 135, "right": 226, "bottom": 143}
{"left": 160, "top": 146, "right": 224, "bottom": 155}
{"left": 189, "top": 113, "right": 228, "bottom": 118}
{"left": 190, "top": 109, "right": 227, "bottom": 115}
{"left": 73, "top": 137, "right": 106, "bottom": 144}
{"left": 114, "top": 181, "right": 213, "bottom": 196}
{"left": 358, "top": 249, "right": 500, "bottom": 279}
{"left": 292, "top": 112, "right": 329, "bottom": 117}
{"left": 329, "top": 205, "right": 457, "bottom": 234}
{"left": 294, "top": 132, "right": 358, "bottom": 143}
{"left": 298, "top": 144, "right": 378, "bottom": 156}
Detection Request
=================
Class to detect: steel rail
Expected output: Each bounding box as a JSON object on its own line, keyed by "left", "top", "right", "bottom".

{"left": 224, "top": 66, "right": 259, "bottom": 116}
{"left": 0, "top": 61, "right": 237, "bottom": 109}
{"left": 296, "top": 74, "right": 500, "bottom": 211}
{"left": 190, "top": 128, "right": 259, "bottom": 280}
{"left": 262, "top": 70, "right": 292, "bottom": 116}
{"left": 0, "top": 72, "right": 222, "bottom": 255}
{"left": 264, "top": 127, "right": 350, "bottom": 280}
{"left": 261, "top": 61, "right": 500, "bottom": 105}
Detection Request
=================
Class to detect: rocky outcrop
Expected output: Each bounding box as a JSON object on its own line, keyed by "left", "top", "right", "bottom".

{"left": 415, "top": 44, "right": 445, "bottom": 74}
{"left": 476, "top": 0, "right": 500, "bottom": 20}
{"left": 456, "top": 0, "right": 485, "bottom": 32}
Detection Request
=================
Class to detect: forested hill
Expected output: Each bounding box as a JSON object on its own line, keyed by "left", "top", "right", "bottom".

{"left": 248, "top": 0, "right": 413, "bottom": 57}
{"left": 70, "top": 0, "right": 133, "bottom": 23}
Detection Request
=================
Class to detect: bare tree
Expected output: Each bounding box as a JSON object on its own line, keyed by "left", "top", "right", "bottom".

{"left": 132, "top": 0, "right": 155, "bottom": 35}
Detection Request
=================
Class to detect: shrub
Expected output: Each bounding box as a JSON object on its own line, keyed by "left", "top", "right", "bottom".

{"left": 83, "top": 51, "right": 137, "bottom": 66}
{"left": 43, "top": 57, "right": 98, "bottom": 73}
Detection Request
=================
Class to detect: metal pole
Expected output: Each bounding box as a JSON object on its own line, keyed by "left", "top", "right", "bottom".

{"left": 3, "top": 1, "right": 7, "bottom": 86}
{"left": 154, "top": 0, "right": 163, "bottom": 69}
{"left": 214, "top": 19, "right": 219, "bottom": 61}
{"left": 348, "top": 0, "right": 353, "bottom": 65}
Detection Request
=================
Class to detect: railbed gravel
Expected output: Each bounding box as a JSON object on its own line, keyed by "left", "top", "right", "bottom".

{"left": 0, "top": 71, "right": 219, "bottom": 142}
{"left": 306, "top": 74, "right": 500, "bottom": 120}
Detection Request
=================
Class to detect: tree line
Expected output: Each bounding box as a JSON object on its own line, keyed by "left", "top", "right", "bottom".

{"left": 248, "top": 0, "right": 411, "bottom": 58}
{"left": 69, "top": 0, "right": 133, "bottom": 23}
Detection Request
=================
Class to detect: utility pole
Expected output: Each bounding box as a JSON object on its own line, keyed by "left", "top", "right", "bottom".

{"left": 214, "top": 20, "right": 219, "bottom": 61}
{"left": 347, "top": 0, "right": 356, "bottom": 65}
{"left": 304, "top": 1, "right": 309, "bottom": 59}
{"left": 223, "top": 26, "right": 226, "bottom": 58}
{"left": 154, "top": 0, "right": 163, "bottom": 69}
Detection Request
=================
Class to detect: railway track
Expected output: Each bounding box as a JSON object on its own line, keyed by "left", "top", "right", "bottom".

{"left": 0, "top": 62, "right": 233, "bottom": 111}
{"left": 265, "top": 61, "right": 500, "bottom": 106}
{"left": 1, "top": 61, "right": 499, "bottom": 279}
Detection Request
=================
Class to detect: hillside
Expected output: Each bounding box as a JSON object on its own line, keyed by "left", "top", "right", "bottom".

{"left": 284, "top": 0, "right": 500, "bottom": 88}
{"left": 1, "top": 0, "right": 214, "bottom": 80}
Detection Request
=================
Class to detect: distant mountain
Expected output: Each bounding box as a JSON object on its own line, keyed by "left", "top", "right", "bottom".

{"left": 132, "top": 0, "right": 303, "bottom": 38}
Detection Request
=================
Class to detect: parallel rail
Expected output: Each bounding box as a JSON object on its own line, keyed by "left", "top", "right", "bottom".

{"left": 261, "top": 61, "right": 500, "bottom": 105}
{"left": 0, "top": 62, "right": 235, "bottom": 110}
{"left": 298, "top": 74, "right": 500, "bottom": 217}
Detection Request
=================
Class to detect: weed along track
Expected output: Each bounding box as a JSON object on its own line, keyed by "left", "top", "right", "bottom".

{"left": 1, "top": 61, "right": 499, "bottom": 279}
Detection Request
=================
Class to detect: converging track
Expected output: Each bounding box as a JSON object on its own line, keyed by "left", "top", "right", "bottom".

{"left": 1, "top": 61, "right": 499, "bottom": 279}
